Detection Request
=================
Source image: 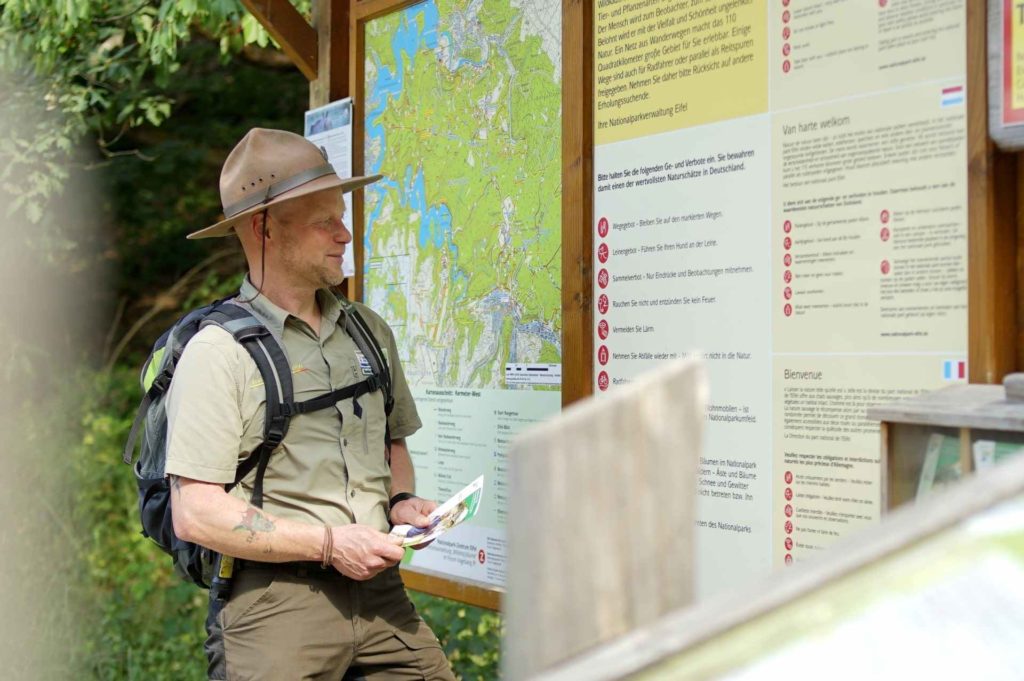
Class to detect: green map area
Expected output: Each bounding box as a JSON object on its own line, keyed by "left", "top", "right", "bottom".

{"left": 364, "top": 0, "right": 561, "bottom": 389}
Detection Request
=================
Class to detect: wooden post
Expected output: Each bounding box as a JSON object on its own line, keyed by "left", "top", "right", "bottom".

{"left": 969, "top": 0, "right": 1018, "bottom": 384}
{"left": 240, "top": 0, "right": 318, "bottom": 81}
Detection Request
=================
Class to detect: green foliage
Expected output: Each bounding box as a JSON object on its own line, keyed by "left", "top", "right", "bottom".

{"left": 411, "top": 592, "right": 505, "bottom": 679}
{"left": 73, "top": 367, "right": 208, "bottom": 680}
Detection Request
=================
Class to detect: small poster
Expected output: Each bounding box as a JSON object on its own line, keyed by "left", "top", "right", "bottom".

{"left": 304, "top": 98, "right": 355, "bottom": 276}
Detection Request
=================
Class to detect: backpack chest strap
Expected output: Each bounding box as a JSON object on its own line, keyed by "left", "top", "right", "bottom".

{"left": 280, "top": 375, "right": 382, "bottom": 417}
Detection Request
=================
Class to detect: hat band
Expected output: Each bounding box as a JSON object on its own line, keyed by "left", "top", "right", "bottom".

{"left": 223, "top": 163, "right": 337, "bottom": 218}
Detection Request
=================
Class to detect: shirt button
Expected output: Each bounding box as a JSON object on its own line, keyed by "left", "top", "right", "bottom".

{"left": 343, "top": 438, "right": 348, "bottom": 447}
{"left": 350, "top": 490, "right": 356, "bottom": 498}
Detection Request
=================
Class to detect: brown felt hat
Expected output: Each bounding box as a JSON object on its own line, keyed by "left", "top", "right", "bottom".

{"left": 187, "top": 128, "right": 381, "bottom": 240}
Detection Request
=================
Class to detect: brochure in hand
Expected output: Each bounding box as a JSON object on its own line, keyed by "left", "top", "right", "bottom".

{"left": 389, "top": 475, "right": 484, "bottom": 548}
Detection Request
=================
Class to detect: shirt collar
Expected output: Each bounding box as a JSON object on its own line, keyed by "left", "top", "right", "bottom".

{"left": 238, "top": 276, "right": 345, "bottom": 339}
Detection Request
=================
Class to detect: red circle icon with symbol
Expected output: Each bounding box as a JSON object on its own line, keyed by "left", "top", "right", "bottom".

{"left": 598, "top": 320, "right": 609, "bottom": 339}
{"left": 785, "top": 487, "right": 793, "bottom": 501}
{"left": 598, "top": 371, "right": 610, "bottom": 392}
{"left": 783, "top": 43, "right": 791, "bottom": 57}
{"left": 783, "top": 10, "right": 790, "bottom": 22}
{"left": 782, "top": 0, "right": 789, "bottom": 6}
{"left": 783, "top": 60, "right": 791, "bottom": 73}
{"left": 598, "top": 217, "right": 609, "bottom": 238}
{"left": 598, "top": 242, "right": 609, "bottom": 263}
{"left": 785, "top": 471, "right": 793, "bottom": 484}
{"left": 785, "top": 520, "right": 793, "bottom": 534}
{"left": 785, "top": 504, "right": 793, "bottom": 517}
{"left": 783, "top": 26, "right": 791, "bottom": 40}
{"left": 598, "top": 294, "right": 609, "bottom": 315}
{"left": 598, "top": 345, "right": 609, "bottom": 366}
{"left": 879, "top": 0, "right": 887, "bottom": 7}
{"left": 785, "top": 537, "right": 793, "bottom": 551}
{"left": 784, "top": 270, "right": 792, "bottom": 284}
{"left": 478, "top": 549, "right": 486, "bottom": 564}
{"left": 784, "top": 303, "right": 793, "bottom": 317}
{"left": 784, "top": 236, "right": 792, "bottom": 250}
{"left": 783, "top": 219, "right": 792, "bottom": 233}
{"left": 881, "top": 259, "right": 891, "bottom": 275}
{"left": 880, "top": 227, "right": 890, "bottom": 242}
{"left": 784, "top": 253, "right": 792, "bottom": 267}
{"left": 785, "top": 554, "right": 793, "bottom": 565}
{"left": 598, "top": 269, "right": 609, "bottom": 289}
{"left": 880, "top": 209, "right": 890, "bottom": 224}
{"left": 784, "top": 287, "right": 793, "bottom": 300}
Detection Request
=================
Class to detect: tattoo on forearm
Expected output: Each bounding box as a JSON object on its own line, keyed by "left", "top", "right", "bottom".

{"left": 234, "top": 506, "right": 276, "bottom": 544}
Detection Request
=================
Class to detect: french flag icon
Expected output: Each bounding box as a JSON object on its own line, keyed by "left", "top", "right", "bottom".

{"left": 943, "top": 359, "right": 966, "bottom": 381}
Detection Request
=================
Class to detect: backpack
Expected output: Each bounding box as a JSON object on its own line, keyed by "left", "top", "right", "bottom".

{"left": 122, "top": 295, "right": 394, "bottom": 588}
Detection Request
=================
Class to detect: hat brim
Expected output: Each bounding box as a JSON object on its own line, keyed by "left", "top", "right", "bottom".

{"left": 187, "top": 173, "right": 383, "bottom": 240}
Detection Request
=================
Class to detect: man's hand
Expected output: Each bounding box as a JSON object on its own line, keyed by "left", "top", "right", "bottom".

{"left": 329, "top": 525, "right": 405, "bottom": 580}
{"left": 390, "top": 496, "right": 438, "bottom": 528}
{"left": 390, "top": 496, "right": 440, "bottom": 551}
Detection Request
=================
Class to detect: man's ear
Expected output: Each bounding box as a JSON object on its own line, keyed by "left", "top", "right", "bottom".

{"left": 249, "top": 211, "right": 270, "bottom": 240}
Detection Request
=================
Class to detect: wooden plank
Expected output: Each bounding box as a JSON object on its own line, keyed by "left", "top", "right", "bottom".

{"left": 309, "top": 0, "right": 350, "bottom": 107}
{"left": 504, "top": 360, "right": 706, "bottom": 679}
{"left": 1018, "top": 153, "right": 1024, "bottom": 371}
{"left": 241, "top": 0, "right": 318, "bottom": 81}
{"left": 401, "top": 566, "right": 503, "bottom": 611}
{"left": 354, "top": 0, "right": 425, "bottom": 21}
{"left": 960, "top": 426, "right": 972, "bottom": 474}
{"left": 968, "top": 0, "right": 1017, "bottom": 385}
{"left": 561, "top": 0, "right": 594, "bottom": 408}
{"left": 880, "top": 421, "right": 891, "bottom": 513}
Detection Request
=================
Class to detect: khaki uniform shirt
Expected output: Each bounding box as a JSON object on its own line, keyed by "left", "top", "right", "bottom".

{"left": 164, "top": 280, "right": 421, "bottom": 532}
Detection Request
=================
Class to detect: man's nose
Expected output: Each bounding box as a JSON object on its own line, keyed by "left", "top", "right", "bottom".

{"left": 334, "top": 217, "right": 352, "bottom": 243}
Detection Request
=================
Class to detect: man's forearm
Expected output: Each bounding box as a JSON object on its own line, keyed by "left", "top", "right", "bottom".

{"left": 389, "top": 438, "right": 416, "bottom": 496}
{"left": 170, "top": 476, "right": 322, "bottom": 563}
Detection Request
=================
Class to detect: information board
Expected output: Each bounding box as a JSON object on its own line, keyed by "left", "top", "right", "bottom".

{"left": 594, "top": 0, "right": 969, "bottom": 597}
{"left": 362, "top": 0, "right": 562, "bottom": 590}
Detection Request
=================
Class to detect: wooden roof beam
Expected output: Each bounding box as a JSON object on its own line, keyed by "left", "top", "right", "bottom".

{"left": 240, "top": 0, "right": 318, "bottom": 82}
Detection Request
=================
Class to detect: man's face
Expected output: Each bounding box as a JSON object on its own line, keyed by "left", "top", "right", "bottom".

{"left": 271, "top": 190, "right": 351, "bottom": 289}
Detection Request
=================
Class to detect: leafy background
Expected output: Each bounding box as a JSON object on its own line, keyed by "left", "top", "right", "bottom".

{"left": 0, "top": 1, "right": 502, "bottom": 678}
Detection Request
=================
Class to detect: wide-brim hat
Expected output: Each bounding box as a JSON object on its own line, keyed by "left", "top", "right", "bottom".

{"left": 188, "top": 127, "right": 381, "bottom": 240}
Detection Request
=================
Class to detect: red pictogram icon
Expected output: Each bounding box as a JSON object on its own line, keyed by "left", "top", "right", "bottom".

{"left": 785, "top": 554, "right": 793, "bottom": 565}
{"left": 784, "top": 287, "right": 793, "bottom": 300}
{"left": 598, "top": 268, "right": 609, "bottom": 289}
{"left": 785, "top": 537, "right": 793, "bottom": 551}
{"left": 880, "top": 209, "right": 890, "bottom": 224}
{"left": 881, "top": 259, "right": 891, "bottom": 275}
{"left": 785, "top": 520, "right": 793, "bottom": 534}
{"left": 784, "top": 270, "right": 792, "bottom": 283}
{"left": 598, "top": 345, "right": 609, "bottom": 366}
{"left": 783, "top": 43, "right": 791, "bottom": 57}
{"left": 783, "top": 60, "right": 791, "bottom": 73}
{"left": 785, "top": 487, "right": 793, "bottom": 501}
{"left": 785, "top": 471, "right": 793, "bottom": 484}
{"left": 598, "top": 217, "right": 609, "bottom": 238}
{"left": 785, "top": 504, "right": 793, "bottom": 517}
{"left": 598, "top": 294, "right": 609, "bottom": 315}
{"left": 783, "top": 26, "right": 791, "bottom": 40}
{"left": 783, "top": 236, "right": 792, "bottom": 251}
{"left": 598, "top": 371, "right": 610, "bottom": 391}
{"left": 784, "top": 303, "right": 793, "bottom": 317}
{"left": 783, "top": 219, "right": 792, "bottom": 233}
{"left": 598, "top": 320, "right": 609, "bottom": 339}
{"left": 880, "top": 227, "right": 890, "bottom": 242}
{"left": 784, "top": 253, "right": 792, "bottom": 267}
{"left": 783, "top": 9, "right": 790, "bottom": 22}
{"left": 478, "top": 549, "right": 486, "bottom": 564}
{"left": 598, "top": 242, "right": 609, "bottom": 263}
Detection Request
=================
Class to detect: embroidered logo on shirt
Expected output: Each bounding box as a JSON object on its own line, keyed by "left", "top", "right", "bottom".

{"left": 354, "top": 350, "right": 374, "bottom": 376}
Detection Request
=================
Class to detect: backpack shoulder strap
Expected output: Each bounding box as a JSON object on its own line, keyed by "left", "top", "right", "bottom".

{"left": 338, "top": 298, "right": 394, "bottom": 416}
{"left": 204, "top": 303, "right": 294, "bottom": 508}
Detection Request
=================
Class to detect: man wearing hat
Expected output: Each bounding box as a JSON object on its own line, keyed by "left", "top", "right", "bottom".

{"left": 166, "top": 128, "right": 454, "bottom": 679}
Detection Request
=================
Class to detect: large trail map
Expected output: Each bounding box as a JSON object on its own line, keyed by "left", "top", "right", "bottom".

{"left": 364, "top": 0, "right": 561, "bottom": 390}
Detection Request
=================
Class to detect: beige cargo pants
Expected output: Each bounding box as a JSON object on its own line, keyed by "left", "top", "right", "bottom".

{"left": 205, "top": 565, "right": 454, "bottom": 680}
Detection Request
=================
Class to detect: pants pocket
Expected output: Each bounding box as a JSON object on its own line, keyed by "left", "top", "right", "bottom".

{"left": 221, "top": 570, "right": 278, "bottom": 631}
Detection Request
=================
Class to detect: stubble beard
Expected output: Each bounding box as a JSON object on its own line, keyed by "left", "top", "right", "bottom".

{"left": 280, "top": 238, "right": 345, "bottom": 290}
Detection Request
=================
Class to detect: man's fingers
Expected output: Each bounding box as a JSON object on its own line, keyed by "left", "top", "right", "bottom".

{"left": 378, "top": 542, "right": 406, "bottom": 562}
